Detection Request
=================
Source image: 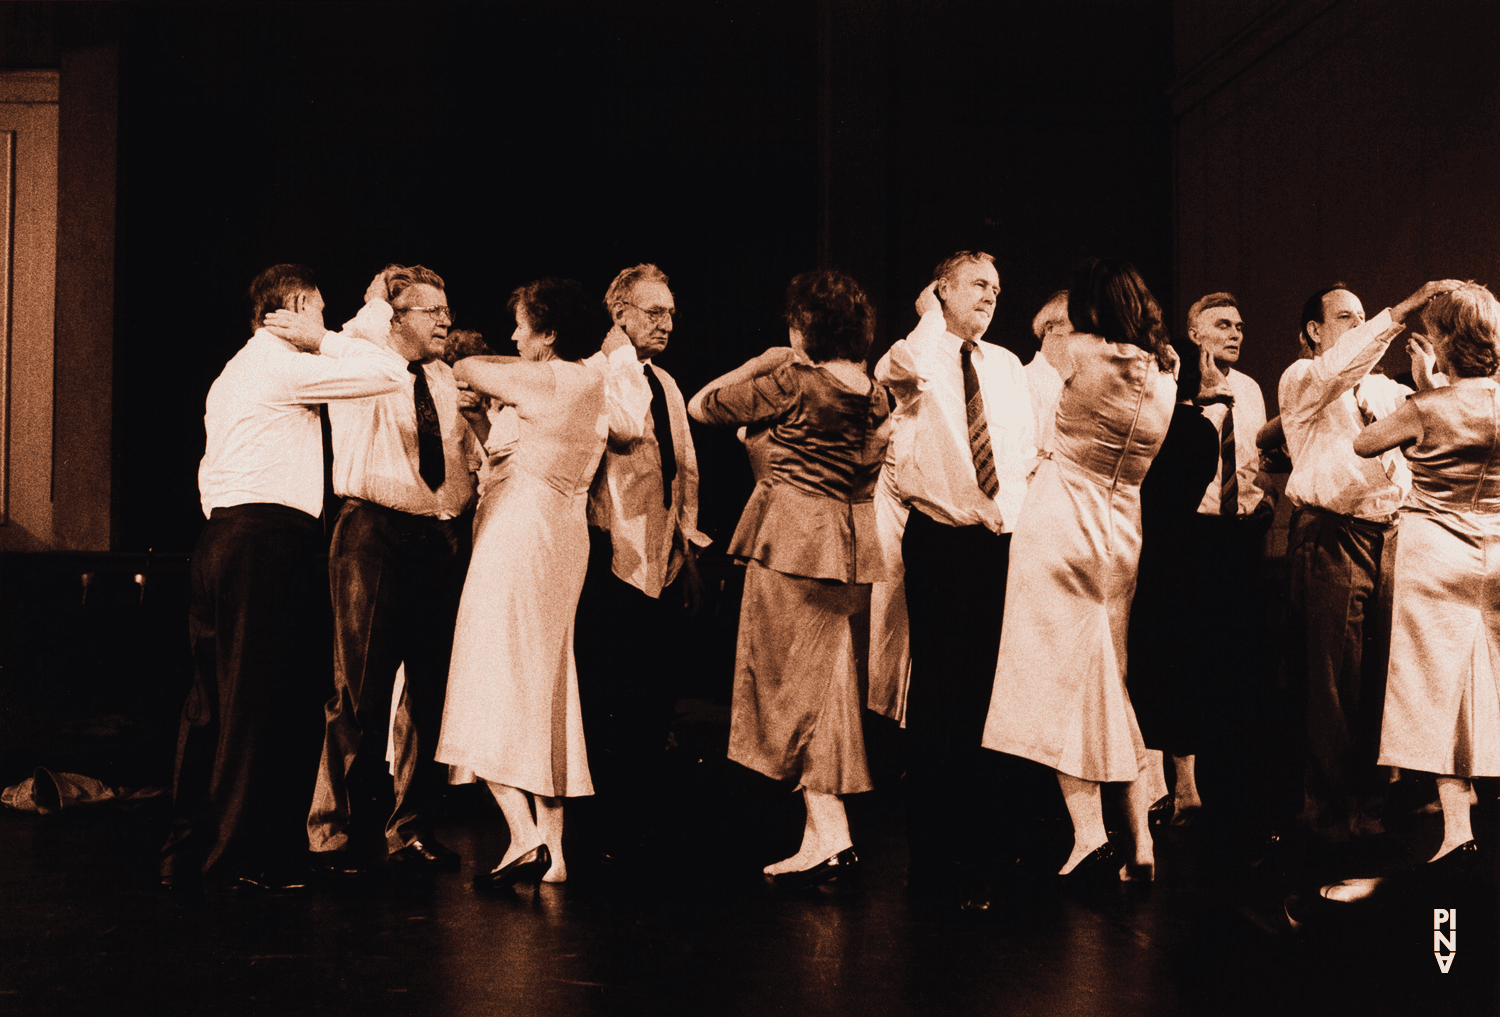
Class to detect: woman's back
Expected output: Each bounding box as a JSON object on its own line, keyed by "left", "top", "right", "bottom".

{"left": 1052, "top": 337, "right": 1175, "bottom": 488}
{"left": 500, "top": 360, "right": 608, "bottom": 499}
{"left": 763, "top": 363, "right": 889, "bottom": 502}
{"left": 1406, "top": 379, "right": 1500, "bottom": 514}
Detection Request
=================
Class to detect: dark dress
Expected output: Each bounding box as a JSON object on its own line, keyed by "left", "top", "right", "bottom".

{"left": 1127, "top": 402, "right": 1220, "bottom": 756}
{"left": 696, "top": 361, "right": 891, "bottom": 794}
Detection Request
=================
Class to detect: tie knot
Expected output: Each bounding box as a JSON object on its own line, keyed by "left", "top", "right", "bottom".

{"left": 960, "top": 340, "right": 976, "bottom": 355}
{"left": 408, "top": 361, "right": 423, "bottom": 376}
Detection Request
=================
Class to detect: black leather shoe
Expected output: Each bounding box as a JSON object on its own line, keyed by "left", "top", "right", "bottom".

{"left": 391, "top": 838, "right": 461, "bottom": 872}
{"left": 307, "top": 851, "right": 375, "bottom": 880}
{"left": 1058, "top": 841, "right": 1118, "bottom": 896}
{"left": 1424, "top": 840, "right": 1480, "bottom": 880}
{"left": 474, "top": 844, "right": 551, "bottom": 892}
{"left": 772, "top": 848, "right": 859, "bottom": 891}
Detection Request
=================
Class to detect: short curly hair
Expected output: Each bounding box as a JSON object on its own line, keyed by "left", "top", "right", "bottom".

{"left": 1423, "top": 283, "right": 1500, "bottom": 379}
{"left": 785, "top": 270, "right": 875, "bottom": 364}
{"left": 507, "top": 278, "right": 601, "bottom": 362}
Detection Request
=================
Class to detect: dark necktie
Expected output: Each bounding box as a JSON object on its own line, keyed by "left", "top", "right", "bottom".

{"left": 409, "top": 361, "right": 445, "bottom": 492}
{"left": 1219, "top": 405, "right": 1238, "bottom": 517}
{"left": 644, "top": 363, "right": 677, "bottom": 507}
{"left": 960, "top": 341, "right": 999, "bottom": 499}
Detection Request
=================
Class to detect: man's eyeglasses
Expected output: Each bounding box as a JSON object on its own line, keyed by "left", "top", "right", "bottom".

{"left": 394, "top": 304, "right": 453, "bottom": 324}
{"left": 622, "top": 301, "right": 675, "bottom": 326}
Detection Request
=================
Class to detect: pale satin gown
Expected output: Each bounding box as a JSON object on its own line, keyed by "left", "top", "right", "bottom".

{"left": 435, "top": 360, "right": 608, "bottom": 797}
{"left": 982, "top": 336, "right": 1176, "bottom": 782}
{"left": 1378, "top": 378, "right": 1500, "bottom": 776}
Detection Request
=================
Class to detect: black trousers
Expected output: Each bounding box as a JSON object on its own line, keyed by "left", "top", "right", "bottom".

{"left": 161, "top": 503, "right": 326, "bottom": 881}
{"left": 901, "top": 507, "right": 1014, "bottom": 873}
{"left": 572, "top": 527, "right": 684, "bottom": 850}
{"left": 307, "top": 498, "right": 462, "bottom": 855}
{"left": 1287, "top": 504, "right": 1395, "bottom": 840}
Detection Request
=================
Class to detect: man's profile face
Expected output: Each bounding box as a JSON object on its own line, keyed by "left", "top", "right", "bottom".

{"left": 389, "top": 282, "right": 450, "bottom": 363}
{"left": 1189, "top": 304, "right": 1244, "bottom": 366}
{"left": 1308, "top": 289, "right": 1365, "bottom": 354}
{"left": 937, "top": 260, "right": 1000, "bottom": 341}
{"left": 615, "top": 279, "right": 675, "bottom": 361}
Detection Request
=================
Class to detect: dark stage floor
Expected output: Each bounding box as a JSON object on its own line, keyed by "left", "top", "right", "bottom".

{"left": 2, "top": 710, "right": 1497, "bottom": 1017}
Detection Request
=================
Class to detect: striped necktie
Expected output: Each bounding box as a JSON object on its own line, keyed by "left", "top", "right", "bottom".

{"left": 1219, "top": 405, "right": 1238, "bottom": 517}
{"left": 960, "top": 340, "right": 999, "bottom": 499}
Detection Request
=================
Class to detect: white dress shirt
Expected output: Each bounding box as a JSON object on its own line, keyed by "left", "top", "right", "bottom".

{"left": 874, "top": 309, "right": 1035, "bottom": 534}
{"left": 326, "top": 302, "right": 479, "bottom": 519}
{"left": 586, "top": 333, "right": 712, "bottom": 598}
{"left": 1195, "top": 367, "right": 1269, "bottom": 516}
{"left": 199, "top": 328, "right": 407, "bottom": 518}
{"left": 1279, "top": 308, "right": 1411, "bottom": 520}
{"left": 1024, "top": 351, "right": 1064, "bottom": 459}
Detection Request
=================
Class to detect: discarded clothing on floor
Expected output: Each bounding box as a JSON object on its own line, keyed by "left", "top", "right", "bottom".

{"left": 2, "top": 766, "right": 166, "bottom": 814}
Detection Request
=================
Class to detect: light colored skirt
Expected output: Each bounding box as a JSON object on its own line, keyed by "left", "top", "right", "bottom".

{"left": 982, "top": 457, "right": 1151, "bottom": 782}
{"left": 867, "top": 467, "right": 911, "bottom": 725}
{"left": 1379, "top": 508, "right": 1500, "bottom": 777}
{"left": 435, "top": 472, "right": 593, "bottom": 798}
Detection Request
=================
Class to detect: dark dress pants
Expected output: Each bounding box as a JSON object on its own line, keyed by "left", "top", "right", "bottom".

{"left": 901, "top": 507, "right": 1014, "bottom": 876}
{"left": 307, "top": 498, "right": 461, "bottom": 855}
{"left": 1287, "top": 504, "right": 1395, "bottom": 841}
{"left": 161, "top": 504, "right": 326, "bottom": 881}
{"left": 573, "top": 527, "right": 683, "bottom": 853}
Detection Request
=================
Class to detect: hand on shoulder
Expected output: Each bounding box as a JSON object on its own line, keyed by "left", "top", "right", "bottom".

{"left": 262, "top": 309, "right": 326, "bottom": 353}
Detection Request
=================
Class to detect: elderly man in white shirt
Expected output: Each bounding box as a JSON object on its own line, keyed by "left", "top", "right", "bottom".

{"left": 874, "top": 250, "right": 1034, "bottom": 910}
{"left": 1280, "top": 277, "right": 1460, "bottom": 843}
{"left": 573, "top": 263, "right": 711, "bottom": 864}
{"left": 161, "top": 264, "right": 409, "bottom": 895}
{"left": 273, "top": 264, "right": 480, "bottom": 878}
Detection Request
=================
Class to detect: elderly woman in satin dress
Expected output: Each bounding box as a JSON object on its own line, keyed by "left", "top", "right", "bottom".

{"left": 1354, "top": 282, "right": 1500, "bottom": 876}
{"left": 982, "top": 258, "right": 1178, "bottom": 888}
{"left": 436, "top": 278, "right": 611, "bottom": 889}
{"left": 688, "top": 270, "right": 890, "bottom": 889}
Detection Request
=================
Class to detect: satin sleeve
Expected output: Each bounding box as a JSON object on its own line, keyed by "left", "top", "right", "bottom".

{"left": 695, "top": 362, "right": 798, "bottom": 428}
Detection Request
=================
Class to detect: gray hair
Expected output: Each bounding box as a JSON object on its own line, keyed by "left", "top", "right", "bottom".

{"left": 604, "top": 263, "right": 671, "bottom": 312}
{"left": 931, "top": 250, "right": 996, "bottom": 288}
{"left": 1187, "top": 291, "right": 1237, "bottom": 332}
{"left": 1032, "top": 289, "right": 1069, "bottom": 339}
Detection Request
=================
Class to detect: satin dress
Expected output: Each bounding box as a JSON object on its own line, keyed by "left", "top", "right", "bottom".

{"left": 1378, "top": 379, "right": 1500, "bottom": 777}
{"left": 697, "top": 362, "right": 891, "bottom": 795}
{"left": 435, "top": 361, "right": 608, "bottom": 798}
{"left": 982, "top": 337, "right": 1176, "bottom": 782}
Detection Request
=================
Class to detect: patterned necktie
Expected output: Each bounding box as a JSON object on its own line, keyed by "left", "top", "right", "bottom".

{"left": 960, "top": 340, "right": 999, "bottom": 499}
{"left": 409, "top": 361, "right": 445, "bottom": 492}
{"left": 1219, "top": 404, "right": 1238, "bottom": 517}
{"left": 644, "top": 363, "right": 677, "bottom": 507}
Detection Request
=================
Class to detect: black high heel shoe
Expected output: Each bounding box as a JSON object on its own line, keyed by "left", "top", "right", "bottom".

{"left": 1058, "top": 841, "right": 1118, "bottom": 896}
{"left": 1147, "top": 795, "right": 1173, "bottom": 828}
{"left": 474, "top": 843, "right": 552, "bottom": 892}
{"left": 1423, "top": 840, "right": 1480, "bottom": 880}
{"left": 772, "top": 849, "right": 859, "bottom": 891}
